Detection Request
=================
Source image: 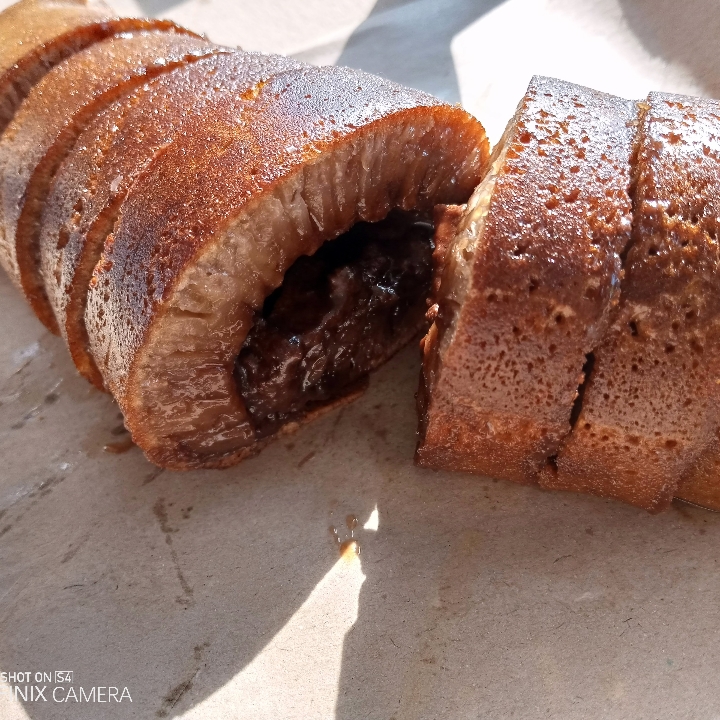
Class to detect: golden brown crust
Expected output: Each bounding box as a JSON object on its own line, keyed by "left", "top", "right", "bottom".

{"left": 0, "top": 0, "right": 194, "bottom": 134}
{"left": 541, "top": 92, "right": 720, "bottom": 511}
{"left": 40, "top": 51, "right": 301, "bottom": 388}
{"left": 0, "top": 0, "right": 111, "bottom": 71}
{"left": 0, "top": 30, "right": 217, "bottom": 332}
{"left": 85, "top": 64, "right": 488, "bottom": 468}
{"left": 416, "top": 76, "right": 636, "bottom": 483}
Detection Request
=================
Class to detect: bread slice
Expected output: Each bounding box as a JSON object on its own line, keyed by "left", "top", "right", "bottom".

{"left": 0, "top": 0, "right": 192, "bottom": 133}
{"left": 84, "top": 65, "right": 489, "bottom": 469}
{"left": 543, "top": 92, "right": 720, "bottom": 511}
{"left": 416, "top": 76, "right": 636, "bottom": 483}
{"left": 0, "top": 29, "right": 218, "bottom": 333}
{"left": 40, "top": 51, "right": 302, "bottom": 389}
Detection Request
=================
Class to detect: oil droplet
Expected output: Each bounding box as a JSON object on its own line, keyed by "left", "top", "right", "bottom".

{"left": 340, "top": 539, "right": 360, "bottom": 560}
{"left": 331, "top": 525, "right": 360, "bottom": 558}
{"left": 103, "top": 437, "right": 135, "bottom": 454}
{"left": 346, "top": 515, "right": 358, "bottom": 533}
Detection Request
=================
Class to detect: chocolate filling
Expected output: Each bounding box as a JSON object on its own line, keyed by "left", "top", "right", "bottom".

{"left": 235, "top": 210, "right": 434, "bottom": 437}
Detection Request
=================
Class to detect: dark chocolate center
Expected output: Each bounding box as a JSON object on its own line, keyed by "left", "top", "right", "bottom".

{"left": 235, "top": 210, "right": 434, "bottom": 437}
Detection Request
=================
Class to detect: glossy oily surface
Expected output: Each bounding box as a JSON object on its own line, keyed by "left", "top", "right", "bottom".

{"left": 0, "top": 0, "right": 191, "bottom": 133}
{"left": 0, "top": 28, "right": 213, "bottom": 329}
{"left": 40, "top": 50, "right": 300, "bottom": 387}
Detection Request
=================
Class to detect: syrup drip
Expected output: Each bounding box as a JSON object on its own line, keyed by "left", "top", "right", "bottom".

{"left": 103, "top": 437, "right": 135, "bottom": 454}
{"left": 339, "top": 539, "right": 359, "bottom": 558}
{"left": 329, "top": 517, "right": 360, "bottom": 558}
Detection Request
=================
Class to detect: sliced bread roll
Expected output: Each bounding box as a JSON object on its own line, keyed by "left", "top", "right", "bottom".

{"left": 0, "top": 0, "right": 191, "bottom": 133}
{"left": 83, "top": 65, "right": 489, "bottom": 468}
{"left": 0, "top": 29, "right": 218, "bottom": 332}
{"left": 416, "top": 76, "right": 636, "bottom": 483}
{"left": 40, "top": 51, "right": 301, "bottom": 389}
{"left": 543, "top": 92, "right": 720, "bottom": 511}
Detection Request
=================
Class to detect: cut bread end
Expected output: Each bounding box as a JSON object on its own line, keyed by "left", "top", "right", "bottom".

{"left": 85, "top": 68, "right": 489, "bottom": 469}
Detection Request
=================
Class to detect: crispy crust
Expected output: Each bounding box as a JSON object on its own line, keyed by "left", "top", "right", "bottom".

{"left": 540, "top": 93, "right": 720, "bottom": 511}
{"left": 40, "top": 51, "right": 301, "bottom": 388}
{"left": 0, "top": 30, "right": 217, "bottom": 332}
{"left": 416, "top": 76, "right": 636, "bottom": 483}
{"left": 85, "top": 65, "right": 488, "bottom": 468}
{"left": 0, "top": 0, "right": 194, "bottom": 134}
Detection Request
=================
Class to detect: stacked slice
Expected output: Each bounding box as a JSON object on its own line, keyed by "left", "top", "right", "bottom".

{"left": 6, "top": 0, "right": 713, "bottom": 502}
{"left": 40, "top": 51, "right": 302, "bottom": 388}
{"left": 0, "top": 0, "right": 489, "bottom": 469}
{"left": 0, "top": 0, "right": 193, "bottom": 132}
{"left": 418, "top": 79, "right": 720, "bottom": 512}
{"left": 0, "top": 29, "right": 219, "bottom": 329}
{"left": 541, "top": 92, "right": 720, "bottom": 511}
